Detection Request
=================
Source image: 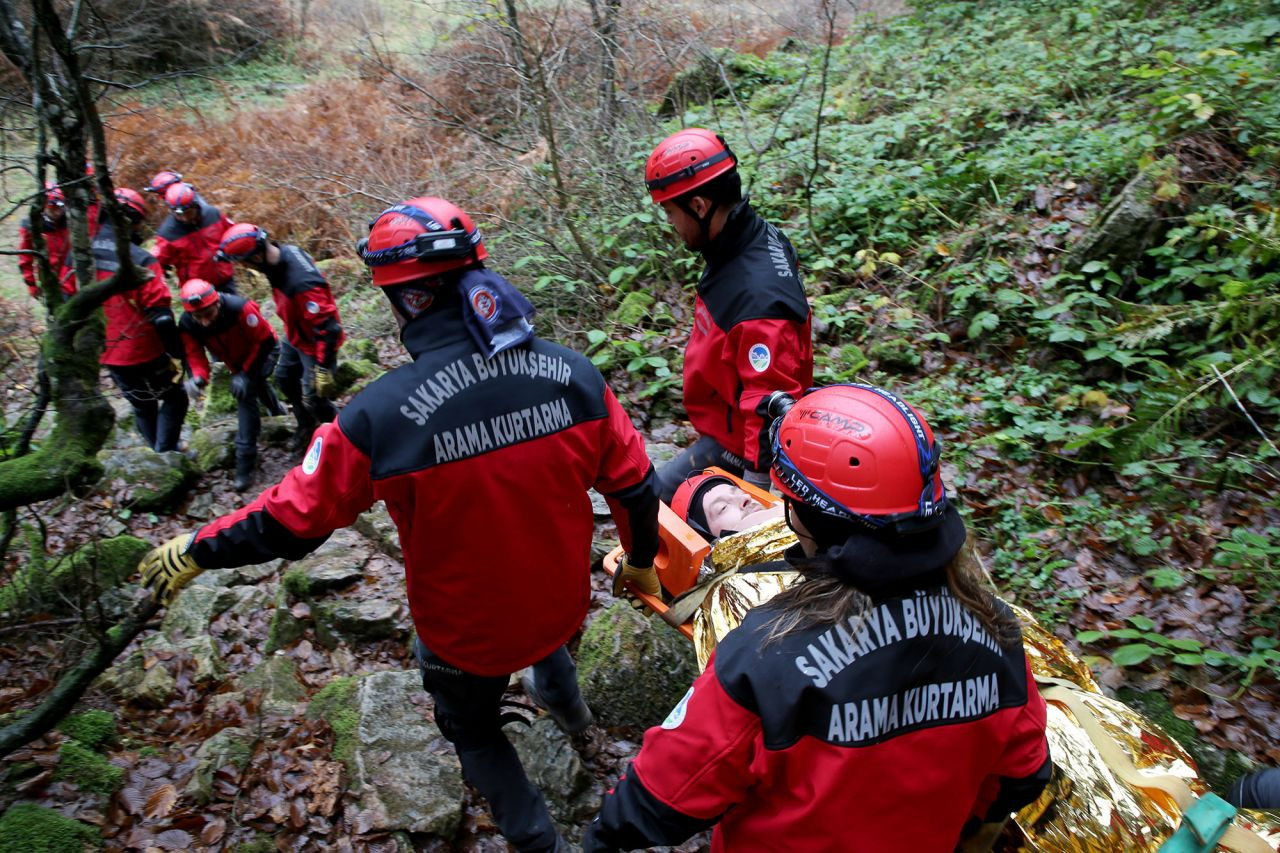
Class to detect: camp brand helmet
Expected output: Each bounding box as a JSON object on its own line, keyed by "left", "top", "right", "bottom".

{"left": 644, "top": 128, "right": 737, "bottom": 204}
{"left": 771, "top": 384, "right": 946, "bottom": 532}
{"left": 163, "top": 182, "right": 197, "bottom": 213}
{"left": 145, "top": 170, "right": 183, "bottom": 194}
{"left": 114, "top": 188, "right": 147, "bottom": 222}
{"left": 218, "top": 223, "right": 269, "bottom": 261}
{"left": 179, "top": 278, "right": 219, "bottom": 312}
{"left": 357, "top": 197, "right": 487, "bottom": 286}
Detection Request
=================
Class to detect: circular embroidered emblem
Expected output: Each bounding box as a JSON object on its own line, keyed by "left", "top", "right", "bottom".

{"left": 401, "top": 288, "right": 435, "bottom": 315}
{"left": 245, "top": 313, "right": 259, "bottom": 328}
{"left": 748, "top": 343, "right": 772, "bottom": 373}
{"left": 302, "top": 435, "right": 323, "bottom": 475}
{"left": 468, "top": 285, "right": 499, "bottom": 323}
{"left": 661, "top": 687, "right": 694, "bottom": 730}
{"left": 305, "top": 300, "right": 320, "bottom": 314}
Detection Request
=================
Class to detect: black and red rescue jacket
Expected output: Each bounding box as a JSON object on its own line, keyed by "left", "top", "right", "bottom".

{"left": 19, "top": 217, "right": 74, "bottom": 298}
{"left": 684, "top": 202, "right": 812, "bottom": 471}
{"left": 587, "top": 571, "right": 1050, "bottom": 852}
{"left": 179, "top": 294, "right": 278, "bottom": 383}
{"left": 188, "top": 307, "right": 659, "bottom": 676}
{"left": 261, "top": 244, "right": 343, "bottom": 368}
{"left": 154, "top": 201, "right": 236, "bottom": 288}
{"left": 92, "top": 222, "right": 183, "bottom": 368}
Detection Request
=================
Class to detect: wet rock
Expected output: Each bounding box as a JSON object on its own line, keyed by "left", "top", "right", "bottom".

{"left": 265, "top": 589, "right": 309, "bottom": 653}
{"left": 189, "top": 424, "right": 237, "bottom": 473}
{"left": 97, "top": 648, "right": 177, "bottom": 709}
{"left": 645, "top": 442, "right": 680, "bottom": 468}
{"left": 314, "top": 599, "right": 402, "bottom": 649}
{"left": 577, "top": 602, "right": 698, "bottom": 729}
{"left": 96, "top": 447, "right": 195, "bottom": 512}
{"left": 587, "top": 489, "right": 611, "bottom": 518}
{"left": 353, "top": 502, "right": 402, "bottom": 561}
{"left": 184, "top": 726, "right": 254, "bottom": 804}
{"left": 315, "top": 670, "right": 465, "bottom": 836}
{"left": 1064, "top": 160, "right": 1168, "bottom": 272}
{"left": 160, "top": 584, "right": 222, "bottom": 642}
{"left": 241, "top": 653, "right": 307, "bottom": 716}
{"left": 509, "top": 717, "right": 599, "bottom": 823}
{"left": 283, "top": 529, "right": 372, "bottom": 597}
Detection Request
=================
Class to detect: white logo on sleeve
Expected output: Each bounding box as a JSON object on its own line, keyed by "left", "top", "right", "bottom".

{"left": 661, "top": 686, "right": 694, "bottom": 730}
{"left": 305, "top": 300, "right": 320, "bottom": 314}
{"left": 246, "top": 313, "right": 259, "bottom": 328}
{"left": 748, "top": 343, "right": 772, "bottom": 373}
{"left": 302, "top": 435, "right": 323, "bottom": 475}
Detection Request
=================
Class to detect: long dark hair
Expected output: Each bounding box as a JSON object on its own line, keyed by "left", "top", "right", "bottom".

{"left": 761, "top": 510, "right": 1022, "bottom": 650}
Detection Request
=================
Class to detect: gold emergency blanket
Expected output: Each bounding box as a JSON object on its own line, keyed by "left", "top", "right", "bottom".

{"left": 686, "top": 527, "right": 1280, "bottom": 851}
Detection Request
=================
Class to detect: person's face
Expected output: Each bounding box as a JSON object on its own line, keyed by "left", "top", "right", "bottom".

{"left": 701, "top": 482, "right": 779, "bottom": 538}
{"left": 174, "top": 206, "right": 199, "bottom": 225}
{"left": 45, "top": 201, "right": 65, "bottom": 223}
{"left": 660, "top": 197, "right": 712, "bottom": 251}
{"left": 191, "top": 300, "right": 220, "bottom": 327}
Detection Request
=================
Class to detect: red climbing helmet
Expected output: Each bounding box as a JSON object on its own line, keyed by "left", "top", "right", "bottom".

{"left": 358, "top": 196, "right": 487, "bottom": 286}
{"left": 179, "top": 278, "right": 219, "bottom": 312}
{"left": 771, "top": 384, "right": 946, "bottom": 530}
{"left": 644, "top": 128, "right": 737, "bottom": 204}
{"left": 145, "top": 170, "right": 183, "bottom": 194}
{"left": 163, "top": 182, "right": 197, "bottom": 213}
{"left": 114, "top": 188, "right": 147, "bottom": 222}
{"left": 44, "top": 181, "right": 65, "bottom": 207}
{"left": 218, "top": 223, "right": 269, "bottom": 261}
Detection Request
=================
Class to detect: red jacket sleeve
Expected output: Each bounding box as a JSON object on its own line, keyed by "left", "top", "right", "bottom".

{"left": 970, "top": 659, "right": 1051, "bottom": 820}
{"left": 153, "top": 235, "right": 175, "bottom": 270}
{"left": 182, "top": 330, "right": 211, "bottom": 383}
{"left": 594, "top": 385, "right": 658, "bottom": 559}
{"left": 137, "top": 260, "right": 172, "bottom": 308}
{"left": 236, "top": 300, "right": 276, "bottom": 373}
{"left": 589, "top": 656, "right": 759, "bottom": 850}
{"left": 18, "top": 224, "right": 36, "bottom": 294}
{"left": 190, "top": 421, "right": 375, "bottom": 567}
{"left": 298, "top": 286, "right": 342, "bottom": 367}
{"left": 729, "top": 315, "right": 813, "bottom": 470}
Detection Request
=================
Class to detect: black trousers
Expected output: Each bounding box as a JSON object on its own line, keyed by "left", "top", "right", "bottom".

{"left": 275, "top": 340, "right": 336, "bottom": 431}
{"left": 106, "top": 355, "right": 189, "bottom": 452}
{"left": 231, "top": 344, "right": 281, "bottom": 460}
{"left": 414, "top": 639, "right": 581, "bottom": 852}
{"left": 653, "top": 434, "right": 748, "bottom": 504}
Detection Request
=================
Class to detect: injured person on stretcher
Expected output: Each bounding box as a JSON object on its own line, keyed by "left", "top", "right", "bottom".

{"left": 603, "top": 466, "right": 1280, "bottom": 852}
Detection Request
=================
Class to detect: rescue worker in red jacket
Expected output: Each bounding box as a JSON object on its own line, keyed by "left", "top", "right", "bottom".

{"left": 178, "top": 278, "right": 282, "bottom": 492}
{"left": 644, "top": 129, "right": 814, "bottom": 503}
{"left": 585, "top": 384, "right": 1051, "bottom": 853}
{"left": 154, "top": 182, "right": 237, "bottom": 295}
{"left": 96, "top": 188, "right": 189, "bottom": 453}
{"left": 140, "top": 197, "right": 662, "bottom": 853}
{"left": 217, "top": 223, "right": 343, "bottom": 451}
{"left": 18, "top": 182, "right": 74, "bottom": 300}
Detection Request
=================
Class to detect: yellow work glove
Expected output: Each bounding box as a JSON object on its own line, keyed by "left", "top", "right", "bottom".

{"left": 313, "top": 365, "right": 337, "bottom": 400}
{"left": 168, "top": 356, "right": 185, "bottom": 385}
{"left": 139, "top": 534, "right": 203, "bottom": 605}
{"left": 612, "top": 555, "right": 660, "bottom": 598}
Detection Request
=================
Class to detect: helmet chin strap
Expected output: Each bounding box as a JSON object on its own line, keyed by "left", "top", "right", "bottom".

{"left": 678, "top": 197, "right": 719, "bottom": 243}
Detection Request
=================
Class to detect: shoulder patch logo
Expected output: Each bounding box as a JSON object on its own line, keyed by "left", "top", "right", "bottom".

{"left": 661, "top": 686, "right": 694, "bottom": 730}
{"left": 301, "top": 435, "right": 323, "bottom": 475}
{"left": 468, "top": 285, "right": 500, "bottom": 323}
{"left": 748, "top": 343, "right": 772, "bottom": 373}
{"left": 245, "top": 313, "right": 258, "bottom": 328}
{"left": 305, "top": 300, "right": 320, "bottom": 314}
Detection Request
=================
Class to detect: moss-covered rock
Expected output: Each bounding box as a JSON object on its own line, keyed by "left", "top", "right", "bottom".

{"left": 307, "top": 676, "right": 360, "bottom": 768}
{"left": 314, "top": 599, "right": 401, "bottom": 649}
{"left": 96, "top": 447, "right": 195, "bottom": 512}
{"left": 241, "top": 654, "right": 307, "bottom": 715}
{"left": 203, "top": 365, "right": 238, "bottom": 416}
{"left": 189, "top": 424, "right": 237, "bottom": 472}
{"left": 55, "top": 740, "right": 123, "bottom": 794}
{"left": 335, "top": 358, "right": 382, "bottom": 395}
{"left": 57, "top": 710, "right": 117, "bottom": 750}
{"left": 578, "top": 602, "right": 699, "bottom": 729}
{"left": 867, "top": 337, "right": 922, "bottom": 372}
{"left": 659, "top": 50, "right": 786, "bottom": 117}
{"left": 183, "top": 727, "right": 255, "bottom": 804}
{"left": 0, "top": 535, "right": 150, "bottom": 616}
{"left": 265, "top": 586, "right": 309, "bottom": 653}
{"left": 0, "top": 802, "right": 98, "bottom": 852}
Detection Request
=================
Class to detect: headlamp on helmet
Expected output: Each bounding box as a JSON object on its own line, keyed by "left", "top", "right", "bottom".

{"left": 358, "top": 198, "right": 487, "bottom": 287}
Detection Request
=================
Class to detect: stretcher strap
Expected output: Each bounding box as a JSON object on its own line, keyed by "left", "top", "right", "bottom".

{"left": 1035, "top": 677, "right": 1272, "bottom": 853}
{"left": 659, "top": 560, "right": 791, "bottom": 629}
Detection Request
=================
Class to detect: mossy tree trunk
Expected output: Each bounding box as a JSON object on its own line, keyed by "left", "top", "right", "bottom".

{"left": 0, "top": 0, "right": 170, "bottom": 757}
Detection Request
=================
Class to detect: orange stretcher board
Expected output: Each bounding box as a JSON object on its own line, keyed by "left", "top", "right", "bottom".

{"left": 602, "top": 467, "right": 781, "bottom": 640}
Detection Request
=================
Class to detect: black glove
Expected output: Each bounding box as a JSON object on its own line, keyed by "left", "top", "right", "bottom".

{"left": 229, "top": 372, "right": 250, "bottom": 402}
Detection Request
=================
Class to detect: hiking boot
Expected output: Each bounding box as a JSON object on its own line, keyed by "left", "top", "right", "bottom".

{"left": 521, "top": 672, "right": 593, "bottom": 735}
{"left": 233, "top": 454, "right": 257, "bottom": 493}
{"left": 286, "top": 426, "right": 314, "bottom": 454}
